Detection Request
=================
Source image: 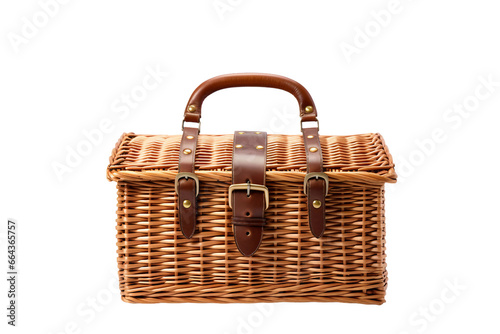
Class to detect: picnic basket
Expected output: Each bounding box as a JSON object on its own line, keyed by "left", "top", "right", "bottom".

{"left": 106, "top": 73, "right": 397, "bottom": 304}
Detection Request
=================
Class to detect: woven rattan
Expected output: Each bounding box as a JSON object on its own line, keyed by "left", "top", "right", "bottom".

{"left": 107, "top": 132, "right": 396, "bottom": 304}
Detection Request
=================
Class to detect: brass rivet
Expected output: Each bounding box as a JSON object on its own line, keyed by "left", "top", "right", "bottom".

{"left": 183, "top": 148, "right": 192, "bottom": 154}
{"left": 255, "top": 131, "right": 261, "bottom": 134}
{"left": 238, "top": 131, "right": 245, "bottom": 134}
{"left": 312, "top": 200, "right": 322, "bottom": 209}
{"left": 187, "top": 105, "right": 196, "bottom": 112}
{"left": 183, "top": 200, "right": 191, "bottom": 208}
{"left": 309, "top": 147, "right": 318, "bottom": 152}
{"left": 235, "top": 144, "right": 243, "bottom": 148}
{"left": 256, "top": 145, "right": 264, "bottom": 150}
{"left": 304, "top": 106, "right": 314, "bottom": 113}
{"left": 307, "top": 135, "right": 314, "bottom": 139}
{"left": 186, "top": 135, "right": 194, "bottom": 139}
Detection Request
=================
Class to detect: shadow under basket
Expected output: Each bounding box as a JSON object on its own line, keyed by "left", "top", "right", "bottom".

{"left": 106, "top": 132, "right": 397, "bottom": 305}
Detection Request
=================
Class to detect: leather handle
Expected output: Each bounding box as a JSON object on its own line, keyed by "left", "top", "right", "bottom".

{"left": 177, "top": 73, "right": 327, "bottom": 240}
{"left": 183, "top": 73, "right": 318, "bottom": 125}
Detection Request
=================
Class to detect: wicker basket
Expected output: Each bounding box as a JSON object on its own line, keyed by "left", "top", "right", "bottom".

{"left": 106, "top": 74, "right": 397, "bottom": 305}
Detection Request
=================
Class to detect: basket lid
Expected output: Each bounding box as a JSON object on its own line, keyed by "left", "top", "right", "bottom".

{"left": 107, "top": 133, "right": 397, "bottom": 184}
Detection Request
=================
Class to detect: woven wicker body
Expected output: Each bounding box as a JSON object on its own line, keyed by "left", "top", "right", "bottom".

{"left": 107, "top": 132, "right": 397, "bottom": 304}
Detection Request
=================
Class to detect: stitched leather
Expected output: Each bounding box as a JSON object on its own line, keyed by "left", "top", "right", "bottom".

{"left": 231, "top": 131, "right": 267, "bottom": 256}
{"left": 177, "top": 126, "right": 199, "bottom": 238}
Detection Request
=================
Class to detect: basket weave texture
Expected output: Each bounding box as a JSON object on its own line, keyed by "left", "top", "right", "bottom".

{"left": 107, "top": 132, "right": 397, "bottom": 304}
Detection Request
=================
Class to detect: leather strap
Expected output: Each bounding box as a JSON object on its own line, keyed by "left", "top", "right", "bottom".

{"left": 302, "top": 127, "right": 327, "bottom": 238}
{"left": 176, "top": 73, "right": 327, "bottom": 240}
{"left": 230, "top": 131, "right": 267, "bottom": 256}
{"left": 176, "top": 126, "right": 199, "bottom": 238}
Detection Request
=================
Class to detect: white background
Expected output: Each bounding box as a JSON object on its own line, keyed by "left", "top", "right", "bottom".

{"left": 1, "top": 1, "right": 499, "bottom": 333}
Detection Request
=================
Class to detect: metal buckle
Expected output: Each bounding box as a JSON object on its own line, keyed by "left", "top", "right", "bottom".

{"left": 175, "top": 172, "right": 200, "bottom": 196}
{"left": 300, "top": 120, "right": 319, "bottom": 132}
{"left": 303, "top": 172, "right": 329, "bottom": 195}
{"left": 228, "top": 181, "right": 269, "bottom": 210}
{"left": 182, "top": 120, "right": 200, "bottom": 132}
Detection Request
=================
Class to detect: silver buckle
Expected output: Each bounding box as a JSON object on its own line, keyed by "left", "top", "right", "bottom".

{"left": 300, "top": 120, "right": 319, "bottom": 132}
{"left": 182, "top": 120, "right": 200, "bottom": 132}
{"left": 175, "top": 172, "right": 200, "bottom": 196}
{"left": 228, "top": 181, "right": 269, "bottom": 210}
{"left": 303, "top": 172, "right": 329, "bottom": 195}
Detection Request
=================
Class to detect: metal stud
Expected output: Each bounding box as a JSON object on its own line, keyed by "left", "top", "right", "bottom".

{"left": 183, "top": 200, "right": 192, "bottom": 208}
{"left": 312, "top": 200, "right": 322, "bottom": 209}
{"left": 187, "top": 105, "right": 196, "bottom": 112}
{"left": 307, "top": 135, "right": 314, "bottom": 139}
{"left": 238, "top": 131, "right": 245, "bottom": 134}
{"left": 309, "top": 147, "right": 318, "bottom": 152}
{"left": 304, "top": 106, "right": 314, "bottom": 114}
{"left": 186, "top": 135, "right": 194, "bottom": 139}
{"left": 255, "top": 131, "right": 261, "bottom": 134}
{"left": 235, "top": 144, "right": 243, "bottom": 148}
{"left": 183, "top": 149, "right": 192, "bottom": 155}
{"left": 256, "top": 145, "right": 264, "bottom": 150}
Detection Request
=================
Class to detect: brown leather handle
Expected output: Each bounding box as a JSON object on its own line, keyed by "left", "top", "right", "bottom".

{"left": 183, "top": 73, "right": 318, "bottom": 126}
{"left": 177, "top": 73, "right": 327, "bottom": 240}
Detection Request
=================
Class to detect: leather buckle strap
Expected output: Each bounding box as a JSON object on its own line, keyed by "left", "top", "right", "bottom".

{"left": 303, "top": 172, "right": 328, "bottom": 196}
{"left": 232, "top": 216, "right": 266, "bottom": 227}
{"left": 302, "top": 127, "right": 328, "bottom": 238}
{"left": 175, "top": 172, "right": 199, "bottom": 196}
{"left": 228, "top": 182, "right": 269, "bottom": 210}
{"left": 230, "top": 130, "right": 267, "bottom": 256}
{"left": 176, "top": 126, "right": 200, "bottom": 238}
